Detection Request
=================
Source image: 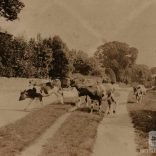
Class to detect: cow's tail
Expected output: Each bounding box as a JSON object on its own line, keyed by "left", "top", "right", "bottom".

{"left": 85, "top": 95, "right": 88, "bottom": 103}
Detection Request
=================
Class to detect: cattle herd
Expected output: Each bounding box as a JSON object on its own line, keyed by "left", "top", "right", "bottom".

{"left": 19, "top": 77, "right": 148, "bottom": 115}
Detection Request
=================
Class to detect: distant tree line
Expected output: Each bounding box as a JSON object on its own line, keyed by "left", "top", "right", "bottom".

{"left": 0, "top": 31, "right": 154, "bottom": 86}
{"left": 95, "top": 41, "right": 153, "bottom": 85}
{"left": 0, "top": 0, "right": 155, "bottom": 86}
{"left": 0, "top": 32, "right": 103, "bottom": 79}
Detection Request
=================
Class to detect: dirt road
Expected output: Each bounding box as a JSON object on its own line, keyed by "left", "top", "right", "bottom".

{"left": 19, "top": 112, "right": 72, "bottom": 156}
{"left": 91, "top": 88, "right": 138, "bottom": 156}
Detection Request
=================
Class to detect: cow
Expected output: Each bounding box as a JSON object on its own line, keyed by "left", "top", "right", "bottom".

{"left": 70, "top": 79, "right": 106, "bottom": 114}
{"left": 101, "top": 81, "right": 118, "bottom": 115}
{"left": 19, "top": 79, "right": 64, "bottom": 110}
{"left": 28, "top": 79, "right": 64, "bottom": 104}
{"left": 133, "top": 84, "right": 146, "bottom": 104}
{"left": 29, "top": 79, "right": 62, "bottom": 94}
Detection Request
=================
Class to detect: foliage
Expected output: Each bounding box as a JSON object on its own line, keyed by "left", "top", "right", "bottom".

{"left": 131, "top": 64, "right": 152, "bottom": 84}
{"left": 151, "top": 67, "right": 156, "bottom": 74}
{"left": 72, "top": 50, "right": 92, "bottom": 75}
{"left": 0, "top": 31, "right": 152, "bottom": 85}
{"left": 95, "top": 41, "right": 138, "bottom": 82}
{"left": 48, "top": 36, "right": 70, "bottom": 78}
{"left": 105, "top": 68, "right": 116, "bottom": 82}
{"left": 0, "top": 0, "right": 24, "bottom": 21}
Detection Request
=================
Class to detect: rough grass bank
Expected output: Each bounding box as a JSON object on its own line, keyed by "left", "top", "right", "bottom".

{"left": 127, "top": 91, "right": 156, "bottom": 156}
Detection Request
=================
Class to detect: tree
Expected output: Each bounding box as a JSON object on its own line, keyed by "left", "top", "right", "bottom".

{"left": 49, "top": 36, "right": 70, "bottom": 78}
{"left": 0, "top": 32, "right": 14, "bottom": 76}
{"left": 131, "top": 64, "right": 152, "bottom": 84}
{"left": 0, "top": 0, "right": 24, "bottom": 21}
{"left": 29, "top": 36, "right": 53, "bottom": 78}
{"left": 95, "top": 41, "right": 138, "bottom": 81}
{"left": 105, "top": 68, "right": 116, "bottom": 83}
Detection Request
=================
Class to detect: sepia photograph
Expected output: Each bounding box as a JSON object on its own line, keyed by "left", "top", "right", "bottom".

{"left": 0, "top": 0, "right": 156, "bottom": 156}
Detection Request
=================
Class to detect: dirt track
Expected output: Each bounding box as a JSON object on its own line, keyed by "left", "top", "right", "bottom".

{"left": 17, "top": 88, "right": 138, "bottom": 156}
{"left": 91, "top": 88, "right": 138, "bottom": 156}
{"left": 0, "top": 90, "right": 59, "bottom": 127}
{"left": 0, "top": 82, "right": 138, "bottom": 156}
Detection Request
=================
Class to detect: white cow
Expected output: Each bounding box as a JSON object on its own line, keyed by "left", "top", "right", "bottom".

{"left": 133, "top": 84, "right": 146, "bottom": 104}
{"left": 94, "top": 81, "right": 117, "bottom": 114}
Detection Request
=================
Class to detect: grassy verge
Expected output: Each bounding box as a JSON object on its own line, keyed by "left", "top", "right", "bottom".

{"left": 127, "top": 91, "right": 156, "bottom": 156}
{"left": 40, "top": 110, "right": 103, "bottom": 156}
{"left": 0, "top": 104, "right": 71, "bottom": 156}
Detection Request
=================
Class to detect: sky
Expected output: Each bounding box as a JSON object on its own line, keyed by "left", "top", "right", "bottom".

{"left": 0, "top": 0, "right": 156, "bottom": 67}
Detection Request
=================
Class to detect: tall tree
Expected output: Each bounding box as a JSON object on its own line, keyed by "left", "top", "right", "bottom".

{"left": 31, "top": 36, "right": 53, "bottom": 78}
{"left": 49, "top": 36, "right": 69, "bottom": 78}
{"left": 95, "top": 41, "right": 138, "bottom": 81}
{"left": 131, "top": 64, "right": 152, "bottom": 84}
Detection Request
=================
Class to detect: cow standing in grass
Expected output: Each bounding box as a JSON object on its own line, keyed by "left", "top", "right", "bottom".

{"left": 133, "top": 84, "right": 146, "bottom": 104}
{"left": 19, "top": 79, "right": 64, "bottom": 110}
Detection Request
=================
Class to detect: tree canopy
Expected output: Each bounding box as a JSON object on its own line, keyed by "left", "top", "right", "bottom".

{"left": 48, "top": 36, "right": 70, "bottom": 78}
{"left": 95, "top": 41, "right": 138, "bottom": 81}
{"left": 0, "top": 0, "right": 24, "bottom": 21}
{"left": 151, "top": 67, "right": 156, "bottom": 74}
{"left": 0, "top": 31, "right": 153, "bottom": 87}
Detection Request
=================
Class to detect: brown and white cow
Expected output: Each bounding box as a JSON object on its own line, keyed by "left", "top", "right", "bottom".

{"left": 19, "top": 79, "right": 64, "bottom": 110}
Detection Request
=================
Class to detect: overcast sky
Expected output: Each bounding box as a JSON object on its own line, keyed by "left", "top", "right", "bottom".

{"left": 1, "top": 0, "right": 156, "bottom": 67}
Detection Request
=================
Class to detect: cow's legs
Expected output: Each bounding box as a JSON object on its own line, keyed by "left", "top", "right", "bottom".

{"left": 111, "top": 96, "right": 117, "bottom": 114}
{"left": 76, "top": 97, "right": 82, "bottom": 108}
{"left": 107, "top": 100, "right": 111, "bottom": 115}
{"left": 90, "top": 100, "right": 94, "bottom": 114}
{"left": 39, "top": 97, "right": 43, "bottom": 107}
{"left": 24, "top": 99, "right": 33, "bottom": 110}
{"left": 54, "top": 92, "right": 64, "bottom": 104}
{"left": 138, "top": 95, "right": 143, "bottom": 104}
{"left": 98, "top": 100, "right": 102, "bottom": 115}
{"left": 85, "top": 96, "right": 89, "bottom": 107}
{"left": 58, "top": 94, "right": 64, "bottom": 104}
{"left": 136, "top": 94, "right": 139, "bottom": 104}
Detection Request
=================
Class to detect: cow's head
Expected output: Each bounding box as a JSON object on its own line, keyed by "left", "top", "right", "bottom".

{"left": 19, "top": 90, "right": 28, "bottom": 101}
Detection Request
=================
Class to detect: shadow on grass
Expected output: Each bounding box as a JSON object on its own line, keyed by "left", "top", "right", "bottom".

{"left": 127, "top": 100, "right": 136, "bottom": 104}
{"left": 0, "top": 108, "right": 30, "bottom": 112}
{"left": 77, "top": 107, "right": 103, "bottom": 113}
{"left": 77, "top": 107, "right": 91, "bottom": 113}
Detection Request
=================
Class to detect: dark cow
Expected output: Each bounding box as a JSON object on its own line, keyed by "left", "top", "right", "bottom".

{"left": 70, "top": 79, "right": 106, "bottom": 114}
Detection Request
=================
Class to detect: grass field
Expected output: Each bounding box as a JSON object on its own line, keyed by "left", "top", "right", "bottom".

{"left": 39, "top": 110, "right": 103, "bottom": 156}
{"left": 0, "top": 104, "right": 71, "bottom": 156}
{"left": 127, "top": 91, "right": 156, "bottom": 156}
{"left": 0, "top": 77, "right": 103, "bottom": 156}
